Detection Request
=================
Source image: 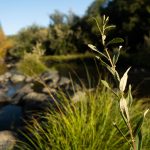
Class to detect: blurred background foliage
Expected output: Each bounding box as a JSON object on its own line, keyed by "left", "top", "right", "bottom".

{"left": 0, "top": 24, "right": 14, "bottom": 60}
{"left": 1, "top": 0, "right": 150, "bottom": 68}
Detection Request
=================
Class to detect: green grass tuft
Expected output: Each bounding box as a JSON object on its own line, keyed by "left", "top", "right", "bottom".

{"left": 17, "top": 53, "right": 48, "bottom": 76}
{"left": 16, "top": 87, "right": 140, "bottom": 150}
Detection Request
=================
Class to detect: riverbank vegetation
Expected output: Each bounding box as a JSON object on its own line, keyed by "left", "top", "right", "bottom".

{"left": 16, "top": 88, "right": 150, "bottom": 150}
{"left": 14, "top": 14, "right": 150, "bottom": 150}
{"left": 2, "top": 0, "right": 150, "bottom": 69}
{"left": 0, "top": 0, "right": 150, "bottom": 149}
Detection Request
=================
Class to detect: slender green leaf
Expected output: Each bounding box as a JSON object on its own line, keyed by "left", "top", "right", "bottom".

{"left": 92, "top": 17, "right": 102, "bottom": 34}
{"left": 134, "top": 109, "right": 149, "bottom": 136}
{"left": 127, "top": 85, "right": 133, "bottom": 107}
{"left": 106, "top": 38, "right": 124, "bottom": 46}
{"left": 101, "top": 79, "right": 119, "bottom": 97}
{"left": 88, "top": 44, "right": 97, "bottom": 51}
{"left": 105, "top": 25, "right": 116, "bottom": 31}
{"left": 135, "top": 130, "right": 142, "bottom": 150}
{"left": 96, "top": 56, "right": 115, "bottom": 76}
{"left": 113, "top": 122, "right": 132, "bottom": 147}
{"left": 119, "top": 67, "right": 131, "bottom": 92}
{"left": 144, "top": 109, "right": 149, "bottom": 117}
{"left": 105, "top": 16, "right": 109, "bottom": 24}
{"left": 88, "top": 44, "right": 107, "bottom": 59}
{"left": 134, "top": 116, "right": 144, "bottom": 137}
{"left": 114, "top": 70, "right": 120, "bottom": 82}
{"left": 112, "top": 48, "right": 120, "bottom": 65}
{"left": 101, "top": 80, "right": 111, "bottom": 89}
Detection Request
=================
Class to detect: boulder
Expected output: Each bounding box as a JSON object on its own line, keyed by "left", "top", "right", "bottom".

{"left": 0, "top": 72, "right": 11, "bottom": 83}
{"left": 42, "top": 87, "right": 56, "bottom": 94}
{"left": 40, "top": 70, "right": 59, "bottom": 88}
{"left": 22, "top": 92, "right": 49, "bottom": 103}
{"left": 4, "top": 72, "right": 12, "bottom": 79}
{"left": 20, "top": 92, "right": 52, "bottom": 111}
{"left": 58, "top": 77, "right": 71, "bottom": 87}
{"left": 0, "top": 130, "right": 17, "bottom": 150}
{"left": 10, "top": 74, "right": 26, "bottom": 84}
{"left": 25, "top": 76, "right": 33, "bottom": 83}
{"left": 20, "top": 92, "right": 54, "bottom": 120}
{"left": 12, "top": 83, "right": 34, "bottom": 104}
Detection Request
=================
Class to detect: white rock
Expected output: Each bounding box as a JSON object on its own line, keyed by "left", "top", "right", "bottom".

{"left": 0, "top": 130, "right": 16, "bottom": 150}
{"left": 10, "top": 74, "right": 25, "bottom": 83}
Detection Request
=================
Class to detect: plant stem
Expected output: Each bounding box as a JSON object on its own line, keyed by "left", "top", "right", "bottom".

{"left": 127, "top": 121, "right": 136, "bottom": 150}
{"left": 104, "top": 48, "right": 114, "bottom": 67}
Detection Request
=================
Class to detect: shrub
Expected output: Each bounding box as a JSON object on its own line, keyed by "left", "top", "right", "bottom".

{"left": 17, "top": 43, "right": 48, "bottom": 76}
{"left": 8, "top": 25, "right": 48, "bottom": 58}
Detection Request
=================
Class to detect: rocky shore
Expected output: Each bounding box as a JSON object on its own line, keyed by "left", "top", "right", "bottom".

{"left": 0, "top": 69, "right": 81, "bottom": 149}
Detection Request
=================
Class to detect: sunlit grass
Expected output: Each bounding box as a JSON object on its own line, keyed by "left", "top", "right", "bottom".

{"left": 42, "top": 53, "right": 94, "bottom": 62}
{"left": 17, "top": 53, "right": 48, "bottom": 76}
{"left": 16, "top": 86, "right": 147, "bottom": 150}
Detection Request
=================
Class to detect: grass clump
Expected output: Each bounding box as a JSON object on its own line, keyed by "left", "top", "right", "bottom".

{"left": 17, "top": 88, "right": 132, "bottom": 150}
{"left": 16, "top": 88, "right": 150, "bottom": 150}
{"left": 17, "top": 43, "right": 48, "bottom": 76}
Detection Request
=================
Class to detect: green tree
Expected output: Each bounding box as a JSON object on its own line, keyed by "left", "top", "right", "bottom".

{"left": 50, "top": 10, "right": 65, "bottom": 25}
{"left": 48, "top": 23, "right": 77, "bottom": 54}
{"left": 0, "top": 24, "right": 13, "bottom": 60}
{"left": 8, "top": 24, "right": 48, "bottom": 58}
{"left": 103, "top": 0, "right": 150, "bottom": 54}
{"left": 47, "top": 10, "right": 81, "bottom": 55}
{"left": 66, "top": 10, "right": 80, "bottom": 25}
{"left": 86, "top": 0, "right": 107, "bottom": 17}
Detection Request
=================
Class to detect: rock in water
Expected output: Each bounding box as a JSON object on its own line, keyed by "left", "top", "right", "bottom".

{"left": 10, "top": 74, "right": 25, "bottom": 84}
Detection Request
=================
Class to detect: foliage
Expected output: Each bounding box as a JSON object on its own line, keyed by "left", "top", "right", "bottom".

{"left": 88, "top": 15, "right": 149, "bottom": 150}
{"left": 86, "top": 0, "right": 107, "bottom": 17}
{"left": 131, "top": 34, "right": 150, "bottom": 68}
{"left": 103, "top": 0, "right": 150, "bottom": 54}
{"left": 16, "top": 86, "right": 150, "bottom": 150}
{"left": 8, "top": 24, "right": 48, "bottom": 58}
{"left": 17, "top": 43, "right": 48, "bottom": 76}
{"left": 48, "top": 23, "right": 77, "bottom": 55}
{"left": 5, "top": 0, "right": 150, "bottom": 68}
{"left": 50, "top": 10, "right": 65, "bottom": 25}
{"left": 47, "top": 10, "right": 82, "bottom": 55}
{"left": 84, "top": 0, "right": 150, "bottom": 67}
{"left": 43, "top": 53, "right": 94, "bottom": 62}
{"left": 15, "top": 87, "right": 131, "bottom": 150}
{"left": 0, "top": 25, "right": 14, "bottom": 60}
